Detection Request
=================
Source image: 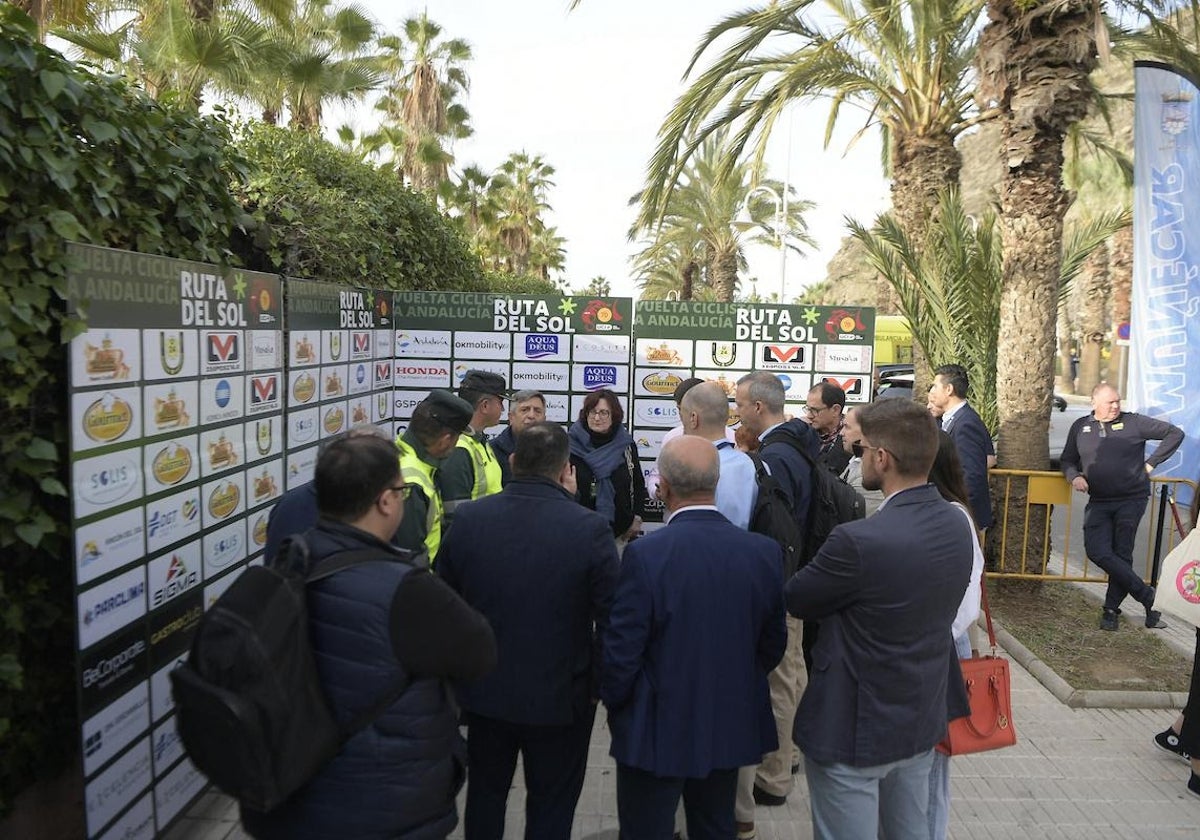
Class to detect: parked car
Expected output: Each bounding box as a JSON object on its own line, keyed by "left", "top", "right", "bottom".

{"left": 873, "top": 364, "right": 1069, "bottom": 411}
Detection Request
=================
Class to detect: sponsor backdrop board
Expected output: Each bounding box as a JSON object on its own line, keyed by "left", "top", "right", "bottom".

{"left": 392, "top": 293, "right": 634, "bottom": 433}
{"left": 284, "top": 280, "right": 395, "bottom": 488}
{"left": 631, "top": 301, "right": 876, "bottom": 522}
{"left": 66, "top": 243, "right": 284, "bottom": 838}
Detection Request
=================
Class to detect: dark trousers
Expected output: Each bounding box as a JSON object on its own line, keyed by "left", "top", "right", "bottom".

{"left": 616, "top": 764, "right": 737, "bottom": 840}
{"left": 1083, "top": 497, "right": 1151, "bottom": 611}
{"left": 463, "top": 708, "right": 595, "bottom": 840}
{"left": 1180, "top": 629, "right": 1200, "bottom": 756}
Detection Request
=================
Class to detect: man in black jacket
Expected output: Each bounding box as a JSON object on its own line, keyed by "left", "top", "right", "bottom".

{"left": 1061, "top": 383, "right": 1185, "bottom": 631}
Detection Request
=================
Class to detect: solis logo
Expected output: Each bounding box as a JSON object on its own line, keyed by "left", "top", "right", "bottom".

{"left": 763, "top": 345, "right": 805, "bottom": 365}
{"left": 250, "top": 376, "right": 277, "bottom": 405}
{"left": 207, "top": 333, "right": 239, "bottom": 363}
{"left": 525, "top": 334, "right": 559, "bottom": 358}
{"left": 214, "top": 379, "right": 232, "bottom": 408}
{"left": 582, "top": 365, "right": 618, "bottom": 391}
{"left": 823, "top": 376, "right": 863, "bottom": 396}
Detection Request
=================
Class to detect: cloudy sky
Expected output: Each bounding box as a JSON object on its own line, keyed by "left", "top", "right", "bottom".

{"left": 342, "top": 0, "right": 891, "bottom": 299}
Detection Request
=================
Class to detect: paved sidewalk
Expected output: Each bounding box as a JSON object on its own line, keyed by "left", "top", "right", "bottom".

{"left": 164, "top": 644, "right": 1199, "bottom": 840}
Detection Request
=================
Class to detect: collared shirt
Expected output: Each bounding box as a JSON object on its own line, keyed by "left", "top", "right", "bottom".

{"left": 940, "top": 401, "right": 965, "bottom": 431}
{"left": 713, "top": 439, "right": 757, "bottom": 530}
{"left": 758, "top": 420, "right": 786, "bottom": 441}
{"left": 664, "top": 503, "right": 719, "bottom": 525}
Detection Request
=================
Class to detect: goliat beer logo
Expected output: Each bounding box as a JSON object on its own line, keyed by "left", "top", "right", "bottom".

{"left": 642, "top": 372, "right": 683, "bottom": 395}
{"left": 152, "top": 444, "right": 193, "bottom": 486}
{"left": 160, "top": 331, "right": 185, "bottom": 375}
{"left": 251, "top": 513, "right": 268, "bottom": 547}
{"left": 208, "top": 481, "right": 240, "bottom": 519}
{"left": 292, "top": 372, "right": 316, "bottom": 403}
{"left": 83, "top": 394, "right": 134, "bottom": 443}
{"left": 207, "top": 433, "right": 238, "bottom": 469}
{"left": 710, "top": 342, "right": 737, "bottom": 367}
{"left": 207, "top": 333, "right": 239, "bottom": 364}
{"left": 83, "top": 335, "right": 132, "bottom": 380}
{"left": 323, "top": 406, "right": 346, "bottom": 435}
{"left": 153, "top": 388, "right": 189, "bottom": 428}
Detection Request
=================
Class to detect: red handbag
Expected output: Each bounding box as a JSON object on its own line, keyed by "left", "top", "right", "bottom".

{"left": 937, "top": 575, "right": 1017, "bottom": 755}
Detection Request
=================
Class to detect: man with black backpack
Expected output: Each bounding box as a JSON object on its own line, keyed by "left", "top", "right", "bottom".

{"left": 734, "top": 372, "right": 820, "bottom": 809}
{"left": 238, "top": 433, "right": 497, "bottom": 839}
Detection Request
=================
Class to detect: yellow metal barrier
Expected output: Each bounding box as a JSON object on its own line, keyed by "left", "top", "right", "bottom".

{"left": 988, "top": 470, "right": 1197, "bottom": 583}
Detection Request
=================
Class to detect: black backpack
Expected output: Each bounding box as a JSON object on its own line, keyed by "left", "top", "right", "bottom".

{"left": 170, "top": 537, "right": 416, "bottom": 813}
{"left": 748, "top": 452, "right": 807, "bottom": 580}
{"left": 760, "top": 432, "right": 866, "bottom": 573}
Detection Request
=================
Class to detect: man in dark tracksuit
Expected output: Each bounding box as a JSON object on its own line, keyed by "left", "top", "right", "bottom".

{"left": 1061, "top": 383, "right": 1184, "bottom": 631}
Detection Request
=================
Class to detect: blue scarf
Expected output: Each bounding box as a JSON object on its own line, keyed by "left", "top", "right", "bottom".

{"left": 568, "top": 420, "right": 634, "bottom": 524}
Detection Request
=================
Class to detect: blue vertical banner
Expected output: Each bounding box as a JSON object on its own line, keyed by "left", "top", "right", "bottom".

{"left": 1130, "top": 62, "right": 1200, "bottom": 503}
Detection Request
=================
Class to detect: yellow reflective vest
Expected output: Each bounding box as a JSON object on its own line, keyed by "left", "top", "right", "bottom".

{"left": 450, "top": 432, "right": 503, "bottom": 504}
{"left": 396, "top": 437, "right": 442, "bottom": 563}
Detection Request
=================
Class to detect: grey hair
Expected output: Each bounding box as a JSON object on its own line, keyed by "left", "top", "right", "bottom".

{"left": 510, "top": 389, "right": 546, "bottom": 405}
{"left": 736, "top": 371, "right": 785, "bottom": 414}
{"left": 658, "top": 439, "right": 719, "bottom": 498}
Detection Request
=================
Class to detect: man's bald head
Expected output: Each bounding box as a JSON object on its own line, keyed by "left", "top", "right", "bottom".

{"left": 658, "top": 436, "right": 719, "bottom": 507}
{"left": 681, "top": 381, "right": 733, "bottom": 440}
{"left": 1091, "top": 383, "right": 1122, "bottom": 422}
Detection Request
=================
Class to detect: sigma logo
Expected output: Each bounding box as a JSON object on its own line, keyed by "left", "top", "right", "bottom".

{"left": 823, "top": 376, "right": 863, "bottom": 396}
{"left": 250, "top": 376, "right": 277, "bottom": 405}
{"left": 83, "top": 640, "right": 146, "bottom": 689}
{"left": 582, "top": 365, "right": 618, "bottom": 391}
{"left": 524, "top": 334, "right": 559, "bottom": 358}
{"left": 214, "top": 379, "right": 231, "bottom": 408}
{"left": 152, "top": 554, "right": 199, "bottom": 608}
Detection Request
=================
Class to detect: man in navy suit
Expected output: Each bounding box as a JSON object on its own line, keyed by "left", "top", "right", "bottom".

{"left": 786, "top": 398, "right": 972, "bottom": 840}
{"left": 602, "top": 436, "right": 787, "bottom": 840}
{"left": 438, "top": 422, "right": 619, "bottom": 840}
{"left": 928, "top": 363, "right": 995, "bottom": 530}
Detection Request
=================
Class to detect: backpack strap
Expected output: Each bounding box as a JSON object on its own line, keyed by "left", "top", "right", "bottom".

{"left": 761, "top": 428, "right": 819, "bottom": 470}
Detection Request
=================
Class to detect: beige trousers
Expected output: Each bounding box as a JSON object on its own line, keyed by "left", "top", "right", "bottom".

{"left": 755, "top": 615, "right": 807, "bottom": 797}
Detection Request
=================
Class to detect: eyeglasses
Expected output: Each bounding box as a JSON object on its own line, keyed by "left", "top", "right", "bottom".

{"left": 803, "top": 404, "right": 826, "bottom": 415}
{"left": 851, "top": 442, "right": 884, "bottom": 458}
{"left": 389, "top": 484, "right": 412, "bottom": 499}
{"left": 588, "top": 409, "right": 612, "bottom": 418}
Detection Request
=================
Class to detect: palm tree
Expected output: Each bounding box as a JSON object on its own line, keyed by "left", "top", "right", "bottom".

{"left": 632, "top": 130, "right": 813, "bottom": 302}
{"left": 637, "top": 0, "right": 990, "bottom": 259}
{"left": 373, "top": 13, "right": 472, "bottom": 192}
{"left": 9, "top": 0, "right": 94, "bottom": 41}
{"left": 488, "top": 151, "right": 556, "bottom": 276}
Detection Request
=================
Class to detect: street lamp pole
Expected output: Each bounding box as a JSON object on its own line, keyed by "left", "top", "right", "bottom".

{"left": 744, "top": 185, "right": 786, "bottom": 302}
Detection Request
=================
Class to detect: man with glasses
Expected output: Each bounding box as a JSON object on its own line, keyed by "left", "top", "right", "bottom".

{"left": 785, "top": 398, "right": 972, "bottom": 840}
{"left": 441, "top": 371, "right": 513, "bottom": 523}
{"left": 1061, "top": 383, "right": 1184, "bottom": 631}
{"left": 489, "top": 389, "right": 547, "bottom": 487}
{"left": 805, "top": 382, "right": 851, "bottom": 476}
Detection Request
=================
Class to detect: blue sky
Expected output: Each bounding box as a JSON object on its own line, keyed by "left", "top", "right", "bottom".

{"left": 341, "top": 0, "right": 891, "bottom": 299}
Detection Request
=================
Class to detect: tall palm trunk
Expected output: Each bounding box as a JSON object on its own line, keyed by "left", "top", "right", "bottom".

{"left": 711, "top": 251, "right": 738, "bottom": 302}
{"left": 1108, "top": 223, "right": 1134, "bottom": 392}
{"left": 1076, "top": 240, "right": 1110, "bottom": 394}
{"left": 1056, "top": 306, "right": 1075, "bottom": 394}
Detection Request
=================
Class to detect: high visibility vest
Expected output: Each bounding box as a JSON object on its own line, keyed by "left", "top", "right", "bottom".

{"left": 396, "top": 437, "right": 442, "bottom": 563}
{"left": 453, "top": 433, "right": 503, "bottom": 501}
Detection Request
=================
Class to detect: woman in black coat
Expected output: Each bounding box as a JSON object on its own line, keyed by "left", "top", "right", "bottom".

{"left": 567, "top": 389, "right": 647, "bottom": 546}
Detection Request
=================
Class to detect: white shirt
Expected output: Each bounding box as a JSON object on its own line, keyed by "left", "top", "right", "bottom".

{"left": 664, "top": 503, "right": 720, "bottom": 525}
{"left": 940, "top": 401, "right": 966, "bottom": 431}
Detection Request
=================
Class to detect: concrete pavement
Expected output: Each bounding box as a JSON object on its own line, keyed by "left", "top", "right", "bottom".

{"left": 163, "top": 642, "right": 1199, "bottom": 840}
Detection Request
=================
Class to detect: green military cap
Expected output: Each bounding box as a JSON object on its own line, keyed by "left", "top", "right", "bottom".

{"left": 422, "top": 389, "right": 474, "bottom": 433}
{"left": 459, "top": 369, "right": 512, "bottom": 400}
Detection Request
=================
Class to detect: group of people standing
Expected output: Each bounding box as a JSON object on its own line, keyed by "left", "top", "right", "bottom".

{"left": 251, "top": 360, "right": 1189, "bottom": 840}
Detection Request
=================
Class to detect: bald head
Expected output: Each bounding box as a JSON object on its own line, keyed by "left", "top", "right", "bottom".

{"left": 681, "top": 382, "right": 733, "bottom": 440}
{"left": 657, "top": 436, "right": 719, "bottom": 511}
{"left": 1091, "top": 383, "right": 1121, "bottom": 422}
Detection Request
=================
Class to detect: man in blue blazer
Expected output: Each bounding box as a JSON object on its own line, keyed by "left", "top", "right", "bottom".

{"left": 929, "top": 363, "right": 995, "bottom": 530}
{"left": 438, "top": 423, "right": 619, "bottom": 840}
{"left": 602, "top": 436, "right": 787, "bottom": 840}
{"left": 786, "top": 398, "right": 972, "bottom": 840}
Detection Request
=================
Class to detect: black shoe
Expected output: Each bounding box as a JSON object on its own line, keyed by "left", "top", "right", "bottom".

{"left": 1155, "top": 728, "right": 1191, "bottom": 762}
{"left": 1100, "top": 609, "right": 1119, "bottom": 632}
{"left": 1145, "top": 610, "right": 1168, "bottom": 629}
{"left": 1189, "top": 772, "right": 1200, "bottom": 800}
{"left": 751, "top": 784, "right": 787, "bottom": 806}
{"left": 790, "top": 762, "right": 800, "bottom": 775}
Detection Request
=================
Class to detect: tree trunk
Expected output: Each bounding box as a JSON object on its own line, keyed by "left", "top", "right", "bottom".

{"left": 712, "top": 251, "right": 738, "bottom": 303}
{"left": 1056, "top": 308, "right": 1075, "bottom": 395}
{"left": 1108, "top": 223, "right": 1133, "bottom": 392}
{"left": 681, "top": 260, "right": 697, "bottom": 302}
{"left": 1076, "top": 239, "right": 1110, "bottom": 394}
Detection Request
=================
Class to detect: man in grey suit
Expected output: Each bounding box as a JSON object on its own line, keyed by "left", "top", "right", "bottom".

{"left": 785, "top": 399, "right": 971, "bottom": 840}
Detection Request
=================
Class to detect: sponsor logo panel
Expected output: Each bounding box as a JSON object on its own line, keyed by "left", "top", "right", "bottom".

{"left": 144, "top": 487, "right": 201, "bottom": 555}
{"left": 349, "top": 330, "right": 373, "bottom": 361}
{"left": 633, "top": 399, "right": 679, "bottom": 429}
{"left": 82, "top": 681, "right": 150, "bottom": 776}
{"left": 201, "top": 330, "right": 244, "bottom": 376}
{"left": 78, "top": 565, "right": 147, "bottom": 650}
{"left": 72, "top": 387, "right": 142, "bottom": 453}
{"left": 147, "top": 541, "right": 203, "bottom": 611}
{"left": 393, "top": 390, "right": 425, "bottom": 420}
{"left": 574, "top": 334, "right": 631, "bottom": 363}
{"left": 143, "top": 435, "right": 199, "bottom": 494}
{"left": 373, "top": 390, "right": 393, "bottom": 423}
{"left": 95, "top": 792, "right": 154, "bottom": 840}
{"left": 80, "top": 624, "right": 148, "bottom": 717}
{"left": 320, "top": 364, "right": 348, "bottom": 401}
{"left": 635, "top": 368, "right": 687, "bottom": 398}
{"left": 816, "top": 344, "right": 873, "bottom": 373}
{"left": 249, "top": 330, "right": 281, "bottom": 372}
{"left": 150, "top": 656, "right": 187, "bottom": 723}
{"left": 143, "top": 380, "right": 198, "bottom": 435}
{"left": 288, "top": 369, "right": 318, "bottom": 407}
{"left": 693, "top": 370, "right": 741, "bottom": 400}
{"left": 85, "top": 737, "right": 152, "bottom": 836}
{"left": 246, "top": 372, "right": 281, "bottom": 415}
{"left": 150, "top": 590, "right": 202, "bottom": 670}
{"left": 772, "top": 372, "right": 813, "bottom": 402}
{"left": 74, "top": 450, "right": 144, "bottom": 520}
{"left": 151, "top": 715, "right": 184, "bottom": 778}
{"left": 395, "top": 329, "right": 451, "bottom": 359}
{"left": 290, "top": 330, "right": 321, "bottom": 368}
{"left": 202, "top": 519, "right": 246, "bottom": 580}
{"left": 288, "top": 407, "right": 319, "bottom": 447}
{"left": 394, "top": 360, "right": 451, "bottom": 389}
{"left": 754, "top": 342, "right": 813, "bottom": 372}
{"left": 453, "top": 360, "right": 509, "bottom": 387}
{"left": 823, "top": 308, "right": 869, "bottom": 342}
{"left": 374, "top": 329, "right": 393, "bottom": 360}
{"left": 320, "top": 400, "right": 348, "bottom": 439}
{"left": 244, "top": 416, "right": 282, "bottom": 464}
{"left": 201, "top": 473, "right": 245, "bottom": 528}
{"left": 634, "top": 428, "right": 670, "bottom": 463}
{"left": 453, "top": 330, "right": 511, "bottom": 360}
{"left": 76, "top": 507, "right": 145, "bottom": 586}
{"left": 348, "top": 361, "right": 372, "bottom": 395}
{"left": 198, "top": 427, "right": 242, "bottom": 478}
{"left": 572, "top": 364, "right": 628, "bottom": 393}
{"left": 347, "top": 396, "right": 371, "bottom": 427}
{"left": 518, "top": 333, "right": 570, "bottom": 361}
{"left": 373, "top": 360, "right": 393, "bottom": 390}
{"left": 247, "top": 506, "right": 271, "bottom": 555}
{"left": 247, "top": 458, "right": 284, "bottom": 508}
{"left": 287, "top": 445, "right": 319, "bottom": 490}
{"left": 695, "top": 340, "right": 752, "bottom": 370}
{"left": 141, "top": 329, "right": 198, "bottom": 381}
{"left": 71, "top": 328, "right": 140, "bottom": 387}
{"left": 821, "top": 374, "right": 868, "bottom": 402}
{"left": 205, "top": 564, "right": 244, "bottom": 610}
{"left": 198, "top": 376, "right": 244, "bottom": 426}
{"left": 635, "top": 338, "right": 691, "bottom": 367}
{"left": 153, "top": 757, "right": 207, "bottom": 828}
{"left": 579, "top": 299, "right": 626, "bottom": 333}
{"left": 511, "top": 362, "right": 570, "bottom": 391}
{"left": 323, "top": 330, "right": 347, "bottom": 364}
{"left": 543, "top": 393, "right": 570, "bottom": 423}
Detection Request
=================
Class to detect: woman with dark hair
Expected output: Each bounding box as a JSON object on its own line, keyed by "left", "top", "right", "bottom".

{"left": 926, "top": 431, "right": 985, "bottom": 840}
{"left": 568, "top": 389, "right": 648, "bottom": 547}
{"left": 1151, "top": 486, "right": 1200, "bottom": 798}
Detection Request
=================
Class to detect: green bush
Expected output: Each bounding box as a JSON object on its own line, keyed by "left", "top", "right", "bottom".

{"left": 0, "top": 8, "right": 247, "bottom": 816}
